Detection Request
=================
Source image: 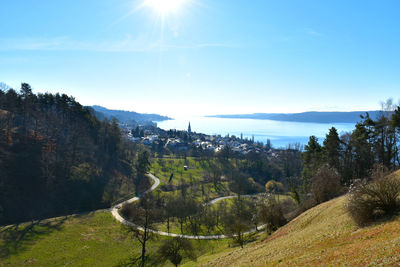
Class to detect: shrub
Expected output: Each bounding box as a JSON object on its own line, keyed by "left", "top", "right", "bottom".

{"left": 311, "top": 164, "right": 342, "bottom": 204}
{"left": 289, "top": 196, "right": 316, "bottom": 220}
{"left": 347, "top": 175, "right": 400, "bottom": 226}
{"left": 279, "top": 198, "right": 299, "bottom": 221}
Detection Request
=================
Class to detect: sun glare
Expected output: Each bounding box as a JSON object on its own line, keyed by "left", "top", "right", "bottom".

{"left": 143, "top": 0, "right": 186, "bottom": 16}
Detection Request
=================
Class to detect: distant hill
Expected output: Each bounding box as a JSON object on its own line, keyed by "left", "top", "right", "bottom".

{"left": 91, "top": 105, "right": 171, "bottom": 124}
{"left": 208, "top": 111, "right": 383, "bottom": 123}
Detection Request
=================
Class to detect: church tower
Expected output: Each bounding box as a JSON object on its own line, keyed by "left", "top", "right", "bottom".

{"left": 188, "top": 121, "right": 192, "bottom": 135}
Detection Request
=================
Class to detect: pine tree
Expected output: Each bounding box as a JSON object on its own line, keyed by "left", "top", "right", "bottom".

{"left": 323, "top": 127, "right": 341, "bottom": 171}
{"left": 301, "top": 136, "right": 322, "bottom": 191}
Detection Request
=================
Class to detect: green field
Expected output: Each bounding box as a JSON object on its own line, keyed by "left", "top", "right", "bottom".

{"left": 0, "top": 211, "right": 233, "bottom": 267}
{"left": 151, "top": 157, "right": 206, "bottom": 186}
{"left": 151, "top": 157, "right": 232, "bottom": 202}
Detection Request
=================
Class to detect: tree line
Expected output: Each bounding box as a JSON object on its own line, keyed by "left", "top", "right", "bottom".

{"left": 301, "top": 99, "right": 400, "bottom": 204}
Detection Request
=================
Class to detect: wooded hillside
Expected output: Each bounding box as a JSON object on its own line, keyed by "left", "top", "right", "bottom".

{"left": 0, "top": 84, "right": 141, "bottom": 225}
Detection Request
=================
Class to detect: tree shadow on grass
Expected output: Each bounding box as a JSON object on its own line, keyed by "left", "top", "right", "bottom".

{"left": 357, "top": 211, "right": 400, "bottom": 229}
{"left": 0, "top": 216, "right": 68, "bottom": 259}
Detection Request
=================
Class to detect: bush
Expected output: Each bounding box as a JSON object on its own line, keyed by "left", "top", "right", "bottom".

{"left": 311, "top": 164, "right": 342, "bottom": 204}
{"left": 279, "top": 198, "right": 299, "bottom": 221}
{"left": 347, "top": 175, "right": 400, "bottom": 226}
{"left": 288, "top": 196, "right": 316, "bottom": 221}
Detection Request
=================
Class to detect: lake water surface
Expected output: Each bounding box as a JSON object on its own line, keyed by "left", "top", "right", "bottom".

{"left": 157, "top": 117, "right": 356, "bottom": 148}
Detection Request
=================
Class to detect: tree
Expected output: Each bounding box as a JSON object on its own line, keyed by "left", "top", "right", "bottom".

{"left": 391, "top": 106, "right": 400, "bottom": 165}
{"left": 204, "top": 160, "right": 222, "bottom": 192}
{"left": 350, "top": 122, "right": 374, "bottom": 179}
{"left": 133, "top": 126, "right": 141, "bottom": 137}
{"left": 135, "top": 149, "right": 151, "bottom": 194}
{"left": 301, "top": 136, "right": 323, "bottom": 191}
{"left": 222, "top": 198, "right": 253, "bottom": 248}
{"left": 257, "top": 195, "right": 286, "bottom": 234}
{"left": 169, "top": 196, "right": 199, "bottom": 234}
{"left": 121, "top": 193, "right": 162, "bottom": 267}
{"left": 136, "top": 150, "right": 151, "bottom": 177}
{"left": 157, "top": 237, "right": 197, "bottom": 267}
{"left": 229, "top": 171, "right": 254, "bottom": 197}
{"left": 201, "top": 205, "right": 219, "bottom": 234}
{"left": 323, "top": 127, "right": 341, "bottom": 171}
{"left": 229, "top": 221, "right": 250, "bottom": 248}
{"left": 265, "top": 180, "right": 284, "bottom": 194}
{"left": 339, "top": 132, "right": 354, "bottom": 186}
{"left": 311, "top": 164, "right": 342, "bottom": 204}
{"left": 369, "top": 100, "right": 397, "bottom": 170}
{"left": 281, "top": 143, "right": 303, "bottom": 179}
{"left": 164, "top": 196, "right": 175, "bottom": 233}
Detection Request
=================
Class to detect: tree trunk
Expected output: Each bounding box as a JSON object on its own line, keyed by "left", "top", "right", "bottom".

{"left": 180, "top": 221, "right": 183, "bottom": 234}
{"left": 141, "top": 230, "right": 147, "bottom": 267}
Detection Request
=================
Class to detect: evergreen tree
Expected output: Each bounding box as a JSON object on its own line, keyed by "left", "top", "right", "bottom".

{"left": 301, "top": 136, "right": 322, "bottom": 190}
{"left": 350, "top": 122, "right": 374, "bottom": 179}
{"left": 323, "top": 127, "right": 341, "bottom": 171}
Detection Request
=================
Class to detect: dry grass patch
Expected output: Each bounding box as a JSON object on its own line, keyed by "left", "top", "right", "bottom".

{"left": 194, "top": 195, "right": 400, "bottom": 266}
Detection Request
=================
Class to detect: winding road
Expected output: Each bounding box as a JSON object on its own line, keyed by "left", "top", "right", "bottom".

{"left": 111, "top": 173, "right": 266, "bottom": 239}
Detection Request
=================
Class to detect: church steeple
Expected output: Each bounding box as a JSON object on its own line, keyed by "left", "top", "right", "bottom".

{"left": 188, "top": 121, "right": 192, "bottom": 135}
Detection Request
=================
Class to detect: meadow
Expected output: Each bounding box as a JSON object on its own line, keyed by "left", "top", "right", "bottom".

{"left": 0, "top": 211, "right": 232, "bottom": 266}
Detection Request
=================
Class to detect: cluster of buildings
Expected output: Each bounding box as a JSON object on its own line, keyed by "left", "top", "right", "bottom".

{"left": 122, "top": 122, "right": 277, "bottom": 156}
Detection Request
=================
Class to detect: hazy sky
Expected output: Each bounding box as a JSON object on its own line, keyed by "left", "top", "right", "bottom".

{"left": 1, "top": 0, "right": 400, "bottom": 117}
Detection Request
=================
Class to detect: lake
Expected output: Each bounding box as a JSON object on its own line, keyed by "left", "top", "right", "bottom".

{"left": 157, "top": 116, "right": 356, "bottom": 148}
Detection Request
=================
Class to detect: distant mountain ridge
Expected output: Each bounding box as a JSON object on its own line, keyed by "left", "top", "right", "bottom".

{"left": 208, "top": 111, "right": 383, "bottom": 123}
{"left": 91, "top": 105, "right": 171, "bottom": 124}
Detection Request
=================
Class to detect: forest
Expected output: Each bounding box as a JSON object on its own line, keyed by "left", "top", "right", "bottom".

{"left": 0, "top": 83, "right": 147, "bottom": 225}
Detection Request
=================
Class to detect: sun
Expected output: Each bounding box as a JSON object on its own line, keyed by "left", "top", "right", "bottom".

{"left": 143, "top": 0, "right": 186, "bottom": 16}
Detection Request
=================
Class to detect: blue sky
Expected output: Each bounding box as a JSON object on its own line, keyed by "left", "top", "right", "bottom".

{"left": 1, "top": 0, "right": 400, "bottom": 117}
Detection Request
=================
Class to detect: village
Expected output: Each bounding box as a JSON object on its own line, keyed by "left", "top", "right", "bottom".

{"left": 120, "top": 121, "right": 285, "bottom": 157}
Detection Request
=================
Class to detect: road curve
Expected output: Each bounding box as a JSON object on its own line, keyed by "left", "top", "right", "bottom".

{"left": 205, "top": 193, "right": 262, "bottom": 205}
{"left": 111, "top": 173, "right": 266, "bottom": 239}
{"left": 112, "top": 173, "right": 160, "bottom": 210}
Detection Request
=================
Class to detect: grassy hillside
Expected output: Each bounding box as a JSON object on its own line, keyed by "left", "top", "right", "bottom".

{"left": 192, "top": 176, "right": 400, "bottom": 266}
{"left": 0, "top": 211, "right": 230, "bottom": 266}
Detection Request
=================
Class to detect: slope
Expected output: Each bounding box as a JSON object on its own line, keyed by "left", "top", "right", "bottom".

{"left": 194, "top": 172, "right": 400, "bottom": 266}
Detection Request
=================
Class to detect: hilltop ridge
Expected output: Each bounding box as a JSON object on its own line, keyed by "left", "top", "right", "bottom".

{"left": 91, "top": 105, "right": 171, "bottom": 125}
{"left": 208, "top": 111, "right": 383, "bottom": 124}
